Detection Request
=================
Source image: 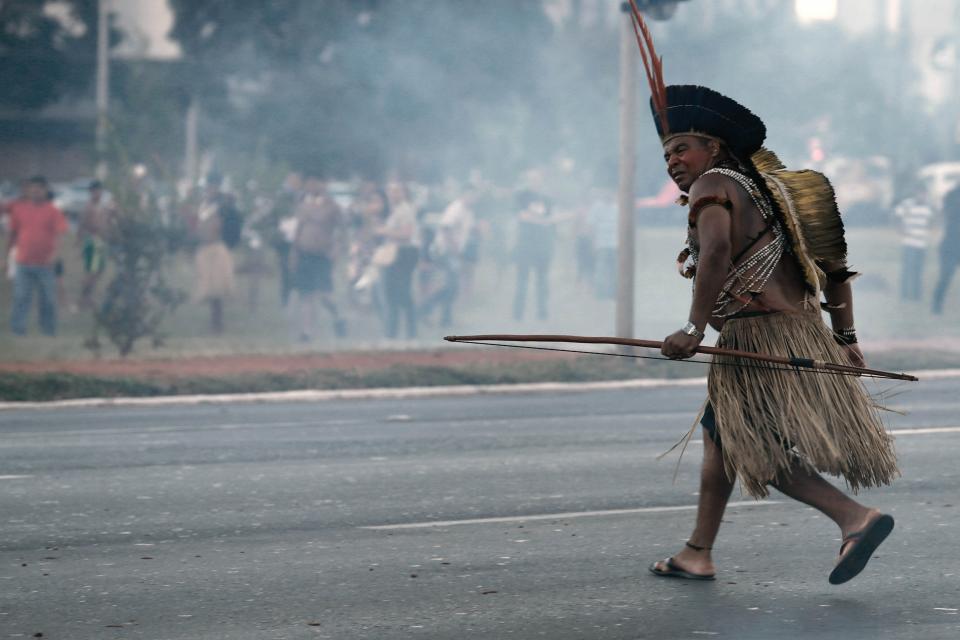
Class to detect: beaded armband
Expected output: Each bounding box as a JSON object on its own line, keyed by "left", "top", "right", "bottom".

{"left": 834, "top": 327, "right": 858, "bottom": 346}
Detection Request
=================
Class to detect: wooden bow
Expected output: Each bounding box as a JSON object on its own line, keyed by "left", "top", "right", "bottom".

{"left": 444, "top": 334, "right": 919, "bottom": 382}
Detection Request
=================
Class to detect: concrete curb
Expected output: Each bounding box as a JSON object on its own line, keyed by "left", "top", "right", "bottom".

{"left": 0, "top": 367, "right": 956, "bottom": 411}
{"left": 0, "top": 377, "right": 711, "bottom": 410}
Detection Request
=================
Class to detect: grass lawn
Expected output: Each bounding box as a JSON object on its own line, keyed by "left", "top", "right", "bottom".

{"left": 0, "top": 225, "right": 956, "bottom": 364}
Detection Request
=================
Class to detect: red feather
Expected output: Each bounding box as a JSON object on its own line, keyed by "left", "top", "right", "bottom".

{"left": 627, "top": 0, "right": 669, "bottom": 135}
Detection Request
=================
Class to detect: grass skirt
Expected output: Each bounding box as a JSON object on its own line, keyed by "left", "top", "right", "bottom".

{"left": 193, "top": 242, "right": 235, "bottom": 302}
{"left": 708, "top": 310, "right": 898, "bottom": 498}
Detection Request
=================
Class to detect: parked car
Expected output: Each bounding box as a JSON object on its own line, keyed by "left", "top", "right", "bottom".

{"left": 52, "top": 178, "right": 94, "bottom": 221}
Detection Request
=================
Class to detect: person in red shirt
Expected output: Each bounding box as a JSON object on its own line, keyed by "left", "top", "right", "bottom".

{"left": 4, "top": 176, "right": 69, "bottom": 335}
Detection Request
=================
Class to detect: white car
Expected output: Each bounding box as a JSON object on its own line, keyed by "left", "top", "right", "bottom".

{"left": 52, "top": 179, "right": 94, "bottom": 220}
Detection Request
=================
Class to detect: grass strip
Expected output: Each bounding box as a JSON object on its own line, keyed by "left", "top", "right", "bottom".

{"left": 0, "top": 351, "right": 953, "bottom": 402}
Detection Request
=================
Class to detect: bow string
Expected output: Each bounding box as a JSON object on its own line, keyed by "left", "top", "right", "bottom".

{"left": 444, "top": 334, "right": 918, "bottom": 382}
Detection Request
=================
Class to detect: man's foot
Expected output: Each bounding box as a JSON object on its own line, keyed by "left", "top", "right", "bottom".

{"left": 649, "top": 542, "right": 716, "bottom": 580}
{"left": 829, "top": 511, "right": 894, "bottom": 585}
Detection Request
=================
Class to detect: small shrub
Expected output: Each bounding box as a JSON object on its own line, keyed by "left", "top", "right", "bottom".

{"left": 86, "top": 177, "right": 186, "bottom": 357}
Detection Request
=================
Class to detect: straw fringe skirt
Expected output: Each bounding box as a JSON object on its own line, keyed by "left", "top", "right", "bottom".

{"left": 193, "top": 242, "right": 235, "bottom": 302}
{"left": 708, "top": 310, "right": 898, "bottom": 498}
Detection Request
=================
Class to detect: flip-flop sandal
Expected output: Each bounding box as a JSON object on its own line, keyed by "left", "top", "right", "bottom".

{"left": 828, "top": 513, "right": 895, "bottom": 585}
{"left": 649, "top": 557, "right": 716, "bottom": 581}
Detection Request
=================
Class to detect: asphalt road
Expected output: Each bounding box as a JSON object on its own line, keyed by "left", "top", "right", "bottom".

{"left": 2, "top": 377, "right": 959, "bottom": 640}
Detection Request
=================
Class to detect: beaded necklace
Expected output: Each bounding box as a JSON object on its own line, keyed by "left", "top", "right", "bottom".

{"left": 681, "top": 166, "right": 787, "bottom": 317}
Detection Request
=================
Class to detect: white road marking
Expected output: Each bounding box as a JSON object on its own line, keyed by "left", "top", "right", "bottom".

{"left": 888, "top": 401, "right": 960, "bottom": 412}
{"left": 0, "top": 420, "right": 362, "bottom": 440}
{"left": 0, "top": 475, "right": 33, "bottom": 480}
{"left": 889, "top": 426, "right": 960, "bottom": 436}
{"left": 683, "top": 425, "right": 960, "bottom": 446}
{"left": 3, "top": 421, "right": 959, "bottom": 447}
{"left": 360, "top": 500, "right": 779, "bottom": 530}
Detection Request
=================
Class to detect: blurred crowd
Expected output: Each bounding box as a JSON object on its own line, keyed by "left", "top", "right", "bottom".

{"left": 3, "top": 165, "right": 960, "bottom": 342}
{"left": 0, "top": 169, "right": 626, "bottom": 341}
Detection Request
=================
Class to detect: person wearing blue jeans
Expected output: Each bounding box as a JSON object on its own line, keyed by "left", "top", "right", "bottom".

{"left": 11, "top": 264, "right": 58, "bottom": 335}
{"left": 4, "top": 175, "right": 69, "bottom": 336}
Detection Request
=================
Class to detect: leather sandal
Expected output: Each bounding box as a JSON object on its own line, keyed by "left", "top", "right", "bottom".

{"left": 649, "top": 541, "right": 716, "bottom": 581}
{"left": 828, "top": 513, "right": 894, "bottom": 585}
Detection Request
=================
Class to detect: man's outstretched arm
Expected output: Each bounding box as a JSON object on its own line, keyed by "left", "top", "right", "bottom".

{"left": 662, "top": 174, "right": 732, "bottom": 359}
{"left": 821, "top": 259, "right": 864, "bottom": 367}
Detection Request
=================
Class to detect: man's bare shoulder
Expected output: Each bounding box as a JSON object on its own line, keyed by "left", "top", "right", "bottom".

{"left": 688, "top": 171, "right": 736, "bottom": 200}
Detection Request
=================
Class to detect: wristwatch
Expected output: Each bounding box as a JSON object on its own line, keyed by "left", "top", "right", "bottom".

{"left": 681, "top": 321, "right": 705, "bottom": 340}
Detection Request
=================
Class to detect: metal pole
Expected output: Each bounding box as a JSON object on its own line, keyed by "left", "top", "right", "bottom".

{"left": 616, "top": 2, "right": 637, "bottom": 342}
{"left": 95, "top": 0, "right": 110, "bottom": 179}
{"left": 184, "top": 97, "right": 199, "bottom": 188}
{"left": 953, "top": 4, "right": 960, "bottom": 154}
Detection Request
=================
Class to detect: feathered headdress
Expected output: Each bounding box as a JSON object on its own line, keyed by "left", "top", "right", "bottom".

{"left": 626, "top": 1, "right": 767, "bottom": 157}
{"left": 627, "top": 0, "right": 669, "bottom": 135}
{"left": 626, "top": 3, "right": 849, "bottom": 291}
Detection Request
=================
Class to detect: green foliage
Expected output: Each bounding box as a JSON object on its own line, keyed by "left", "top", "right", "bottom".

{"left": 0, "top": 0, "right": 109, "bottom": 110}
{"left": 1, "top": 347, "right": 951, "bottom": 401}
{"left": 167, "top": 0, "right": 552, "bottom": 180}
{"left": 86, "top": 172, "right": 186, "bottom": 357}
{"left": 110, "top": 61, "right": 191, "bottom": 173}
{"left": 158, "top": 1, "right": 938, "bottom": 183}
{"left": 0, "top": 356, "right": 652, "bottom": 401}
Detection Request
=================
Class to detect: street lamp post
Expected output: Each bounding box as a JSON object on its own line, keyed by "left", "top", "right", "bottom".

{"left": 184, "top": 97, "right": 199, "bottom": 189}
{"left": 95, "top": 0, "right": 110, "bottom": 179}
{"left": 616, "top": 1, "right": 637, "bottom": 343}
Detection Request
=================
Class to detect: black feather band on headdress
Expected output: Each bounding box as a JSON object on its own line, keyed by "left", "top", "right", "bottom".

{"left": 654, "top": 85, "right": 767, "bottom": 158}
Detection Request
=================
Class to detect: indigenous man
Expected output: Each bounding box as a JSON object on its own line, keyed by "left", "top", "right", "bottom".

{"left": 628, "top": 10, "right": 899, "bottom": 585}
{"left": 291, "top": 177, "right": 346, "bottom": 341}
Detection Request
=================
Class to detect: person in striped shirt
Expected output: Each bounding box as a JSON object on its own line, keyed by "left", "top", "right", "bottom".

{"left": 893, "top": 183, "right": 934, "bottom": 301}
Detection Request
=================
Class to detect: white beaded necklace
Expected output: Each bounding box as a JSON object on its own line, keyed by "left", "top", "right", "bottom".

{"left": 687, "top": 166, "right": 787, "bottom": 317}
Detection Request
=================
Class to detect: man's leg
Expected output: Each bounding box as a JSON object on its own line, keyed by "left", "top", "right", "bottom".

{"left": 513, "top": 261, "right": 529, "bottom": 321}
{"left": 931, "top": 253, "right": 957, "bottom": 314}
{"left": 299, "top": 291, "right": 318, "bottom": 340}
{"left": 913, "top": 249, "right": 926, "bottom": 300}
{"left": 210, "top": 298, "right": 224, "bottom": 334}
{"left": 439, "top": 262, "right": 459, "bottom": 327}
{"left": 383, "top": 265, "right": 400, "bottom": 339}
{"left": 37, "top": 266, "right": 58, "bottom": 336}
{"left": 771, "top": 461, "right": 879, "bottom": 543}
{"left": 320, "top": 293, "right": 346, "bottom": 337}
{"left": 10, "top": 266, "right": 34, "bottom": 335}
{"left": 535, "top": 258, "right": 549, "bottom": 320}
{"left": 652, "top": 429, "right": 735, "bottom": 576}
{"left": 277, "top": 243, "right": 291, "bottom": 308}
{"left": 399, "top": 258, "right": 418, "bottom": 339}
